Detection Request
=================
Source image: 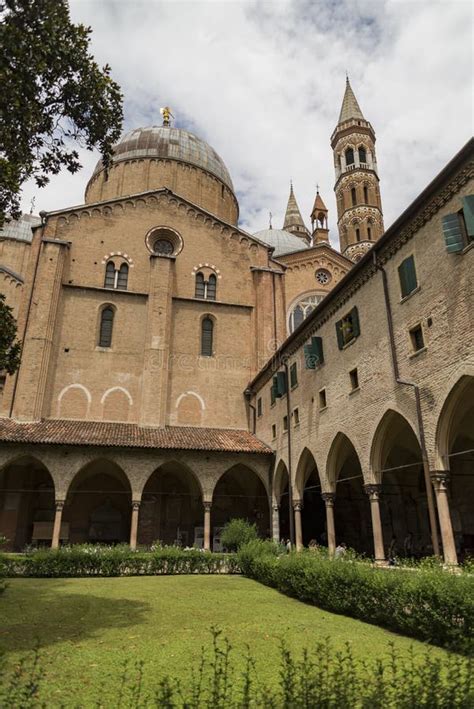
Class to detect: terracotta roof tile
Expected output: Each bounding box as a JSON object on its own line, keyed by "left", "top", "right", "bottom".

{"left": 0, "top": 418, "right": 271, "bottom": 454}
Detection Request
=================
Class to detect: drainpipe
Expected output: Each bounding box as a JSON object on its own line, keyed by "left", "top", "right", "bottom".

{"left": 9, "top": 213, "right": 47, "bottom": 418}
{"left": 374, "top": 252, "right": 440, "bottom": 556}
{"left": 283, "top": 361, "right": 295, "bottom": 547}
{"left": 244, "top": 388, "right": 256, "bottom": 434}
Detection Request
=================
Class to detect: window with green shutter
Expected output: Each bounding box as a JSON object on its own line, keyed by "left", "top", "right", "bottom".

{"left": 290, "top": 362, "right": 298, "bottom": 388}
{"left": 257, "top": 397, "right": 262, "bottom": 417}
{"left": 304, "top": 336, "right": 324, "bottom": 369}
{"left": 270, "top": 377, "right": 277, "bottom": 405}
{"left": 335, "top": 307, "right": 360, "bottom": 350}
{"left": 442, "top": 213, "right": 465, "bottom": 253}
{"left": 462, "top": 195, "right": 474, "bottom": 241}
{"left": 398, "top": 255, "right": 418, "bottom": 298}
{"left": 276, "top": 371, "right": 287, "bottom": 397}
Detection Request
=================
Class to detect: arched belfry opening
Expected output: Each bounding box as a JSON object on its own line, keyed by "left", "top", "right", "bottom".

{"left": 372, "top": 410, "right": 430, "bottom": 558}
{"left": 64, "top": 459, "right": 131, "bottom": 544}
{"left": 327, "top": 433, "right": 372, "bottom": 554}
{"left": 0, "top": 456, "right": 55, "bottom": 550}
{"left": 138, "top": 462, "right": 202, "bottom": 547}
{"left": 436, "top": 376, "right": 474, "bottom": 559}
{"left": 295, "top": 449, "right": 326, "bottom": 547}
{"left": 212, "top": 465, "right": 270, "bottom": 550}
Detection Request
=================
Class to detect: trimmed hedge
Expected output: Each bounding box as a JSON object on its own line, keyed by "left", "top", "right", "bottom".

{"left": 2, "top": 545, "right": 239, "bottom": 577}
{"left": 238, "top": 541, "right": 474, "bottom": 655}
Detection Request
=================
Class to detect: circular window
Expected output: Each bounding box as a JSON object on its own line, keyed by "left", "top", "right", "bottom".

{"left": 153, "top": 238, "right": 174, "bottom": 255}
{"left": 315, "top": 269, "right": 331, "bottom": 285}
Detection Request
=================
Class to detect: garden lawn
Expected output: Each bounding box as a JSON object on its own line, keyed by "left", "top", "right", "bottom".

{"left": 0, "top": 576, "right": 455, "bottom": 706}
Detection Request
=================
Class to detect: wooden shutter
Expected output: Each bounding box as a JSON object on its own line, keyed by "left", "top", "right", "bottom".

{"left": 462, "top": 195, "right": 474, "bottom": 240}
{"left": 442, "top": 213, "right": 464, "bottom": 253}
{"left": 350, "top": 307, "right": 360, "bottom": 338}
{"left": 207, "top": 274, "right": 217, "bottom": 300}
{"left": 311, "top": 336, "right": 324, "bottom": 365}
{"left": 99, "top": 307, "right": 114, "bottom": 347}
{"left": 271, "top": 377, "right": 278, "bottom": 405}
{"left": 335, "top": 319, "right": 345, "bottom": 350}
{"left": 398, "top": 256, "right": 417, "bottom": 298}
{"left": 201, "top": 317, "right": 213, "bottom": 356}
{"left": 276, "top": 371, "right": 287, "bottom": 397}
{"left": 290, "top": 363, "right": 297, "bottom": 388}
{"left": 304, "top": 344, "right": 315, "bottom": 369}
{"left": 117, "top": 263, "right": 128, "bottom": 290}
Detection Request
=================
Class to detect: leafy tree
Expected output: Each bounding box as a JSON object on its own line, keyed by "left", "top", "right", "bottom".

{"left": 0, "top": 0, "right": 123, "bottom": 224}
{"left": 0, "top": 294, "right": 22, "bottom": 374}
{"left": 221, "top": 519, "right": 258, "bottom": 552}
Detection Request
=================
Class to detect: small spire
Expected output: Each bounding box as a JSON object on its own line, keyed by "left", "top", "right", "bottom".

{"left": 283, "top": 183, "right": 310, "bottom": 240}
{"left": 311, "top": 186, "right": 329, "bottom": 243}
{"left": 338, "top": 77, "right": 364, "bottom": 124}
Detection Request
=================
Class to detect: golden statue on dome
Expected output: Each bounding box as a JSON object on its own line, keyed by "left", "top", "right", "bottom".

{"left": 160, "top": 106, "right": 174, "bottom": 127}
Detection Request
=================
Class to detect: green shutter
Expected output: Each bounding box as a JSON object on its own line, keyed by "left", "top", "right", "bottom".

{"left": 290, "top": 362, "right": 297, "bottom": 388}
{"left": 398, "top": 256, "right": 417, "bottom": 298}
{"left": 311, "top": 336, "right": 324, "bottom": 365}
{"left": 276, "top": 371, "right": 287, "bottom": 397}
{"left": 271, "top": 377, "right": 277, "bottom": 405}
{"left": 335, "top": 319, "right": 345, "bottom": 350}
{"left": 350, "top": 307, "right": 360, "bottom": 338}
{"left": 462, "top": 195, "right": 474, "bottom": 240}
{"left": 442, "top": 213, "right": 464, "bottom": 253}
{"left": 304, "top": 344, "right": 316, "bottom": 369}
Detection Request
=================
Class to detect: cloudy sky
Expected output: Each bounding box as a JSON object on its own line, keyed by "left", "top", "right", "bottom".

{"left": 20, "top": 0, "right": 473, "bottom": 248}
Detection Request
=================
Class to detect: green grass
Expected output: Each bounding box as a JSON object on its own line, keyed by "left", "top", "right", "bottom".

{"left": 0, "top": 576, "right": 455, "bottom": 705}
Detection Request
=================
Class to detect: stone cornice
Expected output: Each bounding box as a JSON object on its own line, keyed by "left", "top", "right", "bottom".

{"left": 276, "top": 242, "right": 352, "bottom": 268}
{"left": 0, "top": 264, "right": 24, "bottom": 284}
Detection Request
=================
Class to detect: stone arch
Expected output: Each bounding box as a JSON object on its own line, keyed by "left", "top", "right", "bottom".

{"left": 64, "top": 458, "right": 132, "bottom": 544}
{"left": 295, "top": 447, "right": 326, "bottom": 547}
{"left": 138, "top": 460, "right": 203, "bottom": 547}
{"left": 0, "top": 455, "right": 55, "bottom": 550}
{"left": 101, "top": 387, "right": 133, "bottom": 422}
{"left": 273, "top": 459, "right": 290, "bottom": 542}
{"left": 57, "top": 383, "right": 91, "bottom": 419}
{"left": 370, "top": 408, "right": 420, "bottom": 480}
{"left": 175, "top": 391, "right": 205, "bottom": 426}
{"left": 435, "top": 375, "right": 474, "bottom": 468}
{"left": 211, "top": 464, "right": 270, "bottom": 547}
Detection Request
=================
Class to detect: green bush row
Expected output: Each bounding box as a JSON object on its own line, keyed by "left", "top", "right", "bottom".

{"left": 238, "top": 541, "right": 474, "bottom": 655}
{"left": 2, "top": 544, "right": 239, "bottom": 577}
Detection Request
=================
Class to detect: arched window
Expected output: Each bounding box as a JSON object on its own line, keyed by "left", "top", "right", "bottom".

{"left": 201, "top": 317, "right": 214, "bottom": 357}
{"left": 104, "top": 261, "right": 115, "bottom": 288}
{"left": 288, "top": 294, "right": 325, "bottom": 334}
{"left": 351, "top": 187, "right": 357, "bottom": 206}
{"left": 117, "top": 263, "right": 128, "bottom": 289}
{"left": 195, "top": 272, "right": 217, "bottom": 300}
{"left": 99, "top": 307, "right": 114, "bottom": 348}
{"left": 356, "top": 228, "right": 361, "bottom": 242}
{"left": 345, "top": 148, "right": 354, "bottom": 165}
{"left": 363, "top": 185, "right": 368, "bottom": 204}
{"left": 367, "top": 227, "right": 372, "bottom": 240}
{"left": 359, "top": 146, "right": 367, "bottom": 164}
{"left": 207, "top": 274, "right": 217, "bottom": 301}
{"left": 104, "top": 261, "right": 128, "bottom": 290}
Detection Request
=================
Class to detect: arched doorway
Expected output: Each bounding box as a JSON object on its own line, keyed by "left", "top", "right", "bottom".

{"left": 64, "top": 459, "right": 131, "bottom": 544}
{"left": 437, "top": 377, "right": 474, "bottom": 559}
{"left": 0, "top": 456, "right": 55, "bottom": 550}
{"left": 327, "top": 434, "right": 372, "bottom": 555}
{"left": 212, "top": 465, "right": 270, "bottom": 551}
{"left": 295, "top": 449, "right": 326, "bottom": 547}
{"left": 138, "top": 462, "right": 202, "bottom": 547}
{"left": 372, "top": 410, "right": 430, "bottom": 559}
{"left": 273, "top": 460, "right": 290, "bottom": 542}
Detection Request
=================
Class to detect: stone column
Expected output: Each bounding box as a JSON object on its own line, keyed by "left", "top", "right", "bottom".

{"left": 203, "top": 502, "right": 212, "bottom": 551}
{"left": 293, "top": 501, "right": 303, "bottom": 551}
{"left": 321, "top": 492, "right": 336, "bottom": 557}
{"left": 129, "top": 500, "right": 141, "bottom": 550}
{"left": 272, "top": 504, "right": 280, "bottom": 543}
{"left": 51, "top": 500, "right": 65, "bottom": 550}
{"left": 364, "top": 484, "right": 386, "bottom": 563}
{"left": 431, "top": 472, "right": 458, "bottom": 565}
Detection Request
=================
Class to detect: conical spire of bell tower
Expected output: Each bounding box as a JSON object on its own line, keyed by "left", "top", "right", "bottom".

{"left": 283, "top": 182, "right": 310, "bottom": 242}
{"left": 338, "top": 76, "right": 364, "bottom": 124}
{"left": 311, "top": 187, "right": 329, "bottom": 244}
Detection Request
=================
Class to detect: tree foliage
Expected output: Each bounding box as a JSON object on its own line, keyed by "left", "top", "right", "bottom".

{"left": 0, "top": 293, "right": 22, "bottom": 374}
{"left": 0, "top": 0, "right": 123, "bottom": 224}
{"left": 220, "top": 519, "right": 258, "bottom": 552}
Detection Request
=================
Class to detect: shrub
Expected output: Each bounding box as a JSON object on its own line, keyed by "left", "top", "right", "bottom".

{"left": 220, "top": 518, "right": 258, "bottom": 552}
{"left": 237, "top": 545, "right": 474, "bottom": 655}
{"left": 0, "top": 629, "right": 472, "bottom": 707}
{"left": 0, "top": 535, "right": 7, "bottom": 595}
{"left": 2, "top": 545, "right": 240, "bottom": 577}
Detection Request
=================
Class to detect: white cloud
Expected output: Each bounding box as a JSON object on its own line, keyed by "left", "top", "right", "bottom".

{"left": 20, "top": 0, "right": 473, "bottom": 249}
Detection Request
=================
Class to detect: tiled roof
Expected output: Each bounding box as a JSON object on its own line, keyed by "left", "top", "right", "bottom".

{"left": 0, "top": 419, "right": 272, "bottom": 454}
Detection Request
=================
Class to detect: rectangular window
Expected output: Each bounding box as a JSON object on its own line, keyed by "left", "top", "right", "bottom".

{"left": 398, "top": 255, "right": 418, "bottom": 298}
{"left": 283, "top": 415, "right": 288, "bottom": 431}
{"left": 349, "top": 368, "right": 359, "bottom": 390}
{"left": 293, "top": 408, "right": 300, "bottom": 425}
{"left": 441, "top": 196, "right": 474, "bottom": 254}
{"left": 276, "top": 371, "right": 287, "bottom": 398}
{"left": 272, "top": 424, "right": 277, "bottom": 439}
{"left": 257, "top": 397, "right": 262, "bottom": 417}
{"left": 319, "top": 388, "right": 327, "bottom": 409}
{"left": 304, "top": 336, "right": 324, "bottom": 369}
{"left": 409, "top": 324, "right": 425, "bottom": 353}
{"left": 336, "top": 307, "right": 360, "bottom": 349}
{"left": 290, "top": 362, "right": 298, "bottom": 388}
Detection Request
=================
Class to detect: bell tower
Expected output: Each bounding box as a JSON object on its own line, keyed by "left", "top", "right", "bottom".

{"left": 331, "top": 77, "right": 384, "bottom": 262}
{"left": 310, "top": 188, "right": 329, "bottom": 244}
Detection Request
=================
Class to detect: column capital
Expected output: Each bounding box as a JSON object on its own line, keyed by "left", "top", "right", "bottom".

{"left": 203, "top": 501, "right": 212, "bottom": 511}
{"left": 293, "top": 500, "right": 303, "bottom": 512}
{"left": 430, "top": 470, "right": 450, "bottom": 491}
{"left": 364, "top": 483, "right": 382, "bottom": 500}
{"left": 55, "top": 500, "right": 65, "bottom": 511}
{"left": 321, "top": 492, "right": 336, "bottom": 506}
{"left": 272, "top": 503, "right": 280, "bottom": 512}
{"left": 132, "top": 500, "right": 141, "bottom": 510}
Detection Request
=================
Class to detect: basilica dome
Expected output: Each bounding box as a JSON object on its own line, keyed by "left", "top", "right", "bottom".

{"left": 254, "top": 228, "right": 309, "bottom": 257}
{"left": 85, "top": 125, "right": 239, "bottom": 224}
